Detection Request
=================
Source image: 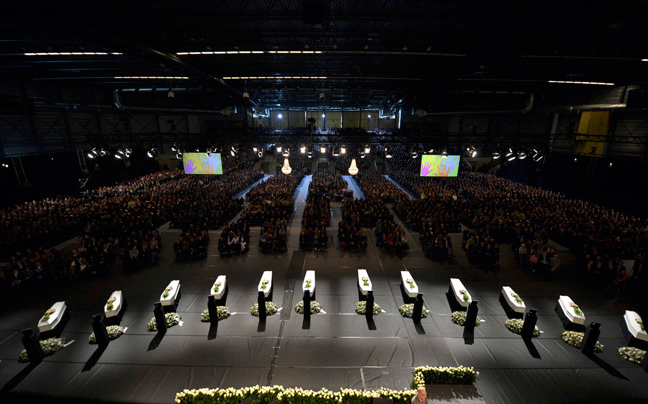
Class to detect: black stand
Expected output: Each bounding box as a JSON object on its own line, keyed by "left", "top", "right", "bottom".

{"left": 464, "top": 300, "right": 479, "bottom": 338}
{"left": 207, "top": 296, "right": 219, "bottom": 325}
{"left": 21, "top": 329, "right": 44, "bottom": 364}
{"left": 153, "top": 302, "right": 167, "bottom": 334}
{"left": 303, "top": 290, "right": 311, "bottom": 322}
{"left": 365, "top": 291, "right": 375, "bottom": 322}
{"left": 641, "top": 351, "right": 648, "bottom": 373}
{"left": 581, "top": 322, "right": 601, "bottom": 355}
{"left": 91, "top": 315, "right": 110, "bottom": 348}
{"left": 258, "top": 291, "right": 267, "bottom": 321}
{"left": 521, "top": 309, "right": 538, "bottom": 340}
{"left": 412, "top": 293, "right": 424, "bottom": 324}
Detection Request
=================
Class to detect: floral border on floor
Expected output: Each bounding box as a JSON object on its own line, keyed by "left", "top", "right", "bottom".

{"left": 201, "top": 307, "right": 231, "bottom": 322}
{"left": 411, "top": 366, "right": 479, "bottom": 387}
{"left": 175, "top": 366, "right": 479, "bottom": 404}
{"left": 176, "top": 386, "right": 416, "bottom": 404}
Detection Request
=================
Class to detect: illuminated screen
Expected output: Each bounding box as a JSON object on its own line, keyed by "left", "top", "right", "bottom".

{"left": 182, "top": 153, "right": 223, "bottom": 175}
{"left": 420, "top": 155, "right": 460, "bottom": 177}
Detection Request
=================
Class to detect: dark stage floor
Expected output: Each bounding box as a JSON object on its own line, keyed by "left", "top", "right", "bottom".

{"left": 0, "top": 177, "right": 646, "bottom": 404}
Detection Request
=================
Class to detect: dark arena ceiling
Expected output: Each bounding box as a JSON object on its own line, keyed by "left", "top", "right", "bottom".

{"left": 1, "top": 0, "right": 647, "bottom": 111}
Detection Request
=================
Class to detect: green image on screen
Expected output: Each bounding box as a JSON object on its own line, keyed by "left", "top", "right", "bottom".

{"left": 182, "top": 153, "right": 223, "bottom": 175}
{"left": 420, "top": 155, "right": 460, "bottom": 177}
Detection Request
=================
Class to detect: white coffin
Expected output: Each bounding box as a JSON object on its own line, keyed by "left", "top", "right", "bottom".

{"left": 624, "top": 310, "right": 648, "bottom": 342}
{"left": 450, "top": 278, "right": 471, "bottom": 308}
{"left": 358, "top": 269, "right": 372, "bottom": 295}
{"left": 37, "top": 301, "right": 66, "bottom": 332}
{"left": 558, "top": 295, "right": 585, "bottom": 325}
{"left": 401, "top": 271, "right": 418, "bottom": 298}
{"left": 258, "top": 271, "right": 272, "bottom": 298}
{"left": 302, "top": 270, "right": 315, "bottom": 297}
{"left": 210, "top": 275, "right": 227, "bottom": 299}
{"left": 501, "top": 286, "right": 526, "bottom": 314}
{"left": 160, "top": 280, "right": 181, "bottom": 306}
{"left": 104, "top": 291, "right": 123, "bottom": 318}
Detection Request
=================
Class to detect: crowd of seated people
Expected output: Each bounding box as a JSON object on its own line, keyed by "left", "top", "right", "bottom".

{"left": 355, "top": 172, "right": 407, "bottom": 203}
{"left": 309, "top": 170, "right": 347, "bottom": 197}
{"left": 240, "top": 173, "right": 304, "bottom": 254}
{"left": 260, "top": 218, "right": 288, "bottom": 254}
{"left": 218, "top": 218, "right": 251, "bottom": 257}
{"left": 374, "top": 219, "right": 409, "bottom": 255}
{"left": 174, "top": 224, "right": 210, "bottom": 261}
{"left": 337, "top": 212, "right": 368, "bottom": 252}
{"left": 300, "top": 194, "right": 330, "bottom": 251}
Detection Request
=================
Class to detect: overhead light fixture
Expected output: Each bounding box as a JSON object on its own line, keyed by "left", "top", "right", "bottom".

{"left": 300, "top": 145, "right": 306, "bottom": 154}
{"left": 87, "top": 152, "right": 95, "bottom": 159}
{"left": 231, "top": 146, "right": 238, "bottom": 156}
{"left": 281, "top": 158, "right": 292, "bottom": 175}
{"left": 277, "top": 113, "right": 283, "bottom": 119}
{"left": 25, "top": 52, "right": 122, "bottom": 56}
{"left": 115, "top": 154, "right": 123, "bottom": 160}
{"left": 147, "top": 147, "right": 157, "bottom": 158}
{"left": 573, "top": 157, "right": 578, "bottom": 162}
{"left": 176, "top": 152, "right": 183, "bottom": 159}
{"left": 441, "top": 150, "right": 448, "bottom": 159}
{"left": 364, "top": 145, "right": 370, "bottom": 154}
{"left": 493, "top": 152, "right": 501, "bottom": 160}
{"left": 171, "top": 144, "right": 178, "bottom": 152}
{"left": 114, "top": 76, "right": 189, "bottom": 80}
{"left": 320, "top": 145, "right": 326, "bottom": 154}
{"left": 507, "top": 155, "right": 516, "bottom": 161}
{"left": 367, "top": 114, "right": 372, "bottom": 118}
{"left": 332, "top": 146, "right": 341, "bottom": 157}
{"left": 505, "top": 148, "right": 514, "bottom": 158}
{"left": 609, "top": 162, "right": 613, "bottom": 167}
{"left": 253, "top": 146, "right": 258, "bottom": 152}
{"left": 466, "top": 146, "right": 477, "bottom": 158}
{"left": 322, "top": 113, "right": 326, "bottom": 118}
{"left": 341, "top": 145, "right": 347, "bottom": 154}
{"left": 1, "top": 163, "right": 9, "bottom": 168}
{"left": 319, "top": 92, "right": 326, "bottom": 99}
{"left": 385, "top": 146, "right": 393, "bottom": 158}
{"left": 517, "top": 151, "right": 527, "bottom": 160}
{"left": 283, "top": 149, "right": 290, "bottom": 157}
{"left": 360, "top": 151, "right": 366, "bottom": 159}
{"left": 348, "top": 158, "right": 359, "bottom": 175}
{"left": 548, "top": 80, "right": 614, "bottom": 86}
{"left": 168, "top": 89, "right": 175, "bottom": 98}
{"left": 276, "top": 146, "right": 282, "bottom": 153}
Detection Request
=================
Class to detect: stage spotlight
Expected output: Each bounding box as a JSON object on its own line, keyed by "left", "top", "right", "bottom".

{"left": 253, "top": 146, "right": 258, "bottom": 152}
{"left": 367, "top": 114, "right": 372, "bottom": 118}
{"left": 115, "top": 154, "right": 123, "bottom": 160}
{"left": 505, "top": 148, "right": 513, "bottom": 158}
{"left": 507, "top": 155, "right": 516, "bottom": 161}
{"left": 364, "top": 145, "right": 370, "bottom": 154}
{"left": 283, "top": 149, "right": 289, "bottom": 157}
{"left": 176, "top": 152, "right": 183, "bottom": 159}
{"left": 411, "top": 149, "right": 418, "bottom": 159}
{"left": 277, "top": 113, "right": 283, "bottom": 119}
{"left": 320, "top": 145, "right": 326, "bottom": 154}
{"left": 609, "top": 162, "right": 613, "bottom": 167}
{"left": 384, "top": 146, "right": 393, "bottom": 158}
{"left": 332, "top": 146, "right": 341, "bottom": 157}
{"left": 340, "top": 145, "right": 347, "bottom": 154}
{"left": 258, "top": 150, "right": 263, "bottom": 158}
{"left": 171, "top": 143, "right": 178, "bottom": 152}
{"left": 360, "top": 151, "right": 366, "bottom": 159}
{"left": 492, "top": 152, "right": 501, "bottom": 160}
{"left": 322, "top": 113, "right": 325, "bottom": 118}
{"left": 300, "top": 145, "right": 306, "bottom": 154}
{"left": 517, "top": 151, "right": 527, "bottom": 160}
{"left": 573, "top": 157, "right": 578, "bottom": 162}
{"left": 1, "top": 163, "right": 9, "bottom": 168}
{"left": 276, "top": 146, "right": 283, "bottom": 153}
{"left": 87, "top": 152, "right": 95, "bottom": 159}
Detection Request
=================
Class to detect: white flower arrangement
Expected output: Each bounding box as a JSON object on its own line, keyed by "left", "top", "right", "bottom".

{"left": 175, "top": 385, "right": 418, "bottom": 404}
{"left": 355, "top": 301, "right": 382, "bottom": 315}
{"left": 411, "top": 365, "right": 479, "bottom": 387}
{"left": 406, "top": 278, "right": 415, "bottom": 289}
{"left": 19, "top": 337, "right": 66, "bottom": 362}
{"left": 250, "top": 301, "right": 278, "bottom": 317}
{"left": 294, "top": 300, "right": 323, "bottom": 315}
{"left": 504, "top": 319, "right": 540, "bottom": 337}
{"left": 147, "top": 312, "right": 181, "bottom": 331}
{"left": 89, "top": 325, "right": 125, "bottom": 344}
{"left": 560, "top": 331, "right": 603, "bottom": 353}
{"left": 398, "top": 303, "right": 428, "bottom": 318}
{"left": 618, "top": 346, "right": 646, "bottom": 364}
{"left": 451, "top": 311, "right": 481, "bottom": 327}
{"left": 200, "top": 306, "right": 231, "bottom": 322}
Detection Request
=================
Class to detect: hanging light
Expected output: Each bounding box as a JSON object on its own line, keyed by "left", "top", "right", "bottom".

{"left": 281, "top": 158, "right": 292, "bottom": 175}
{"left": 282, "top": 149, "right": 289, "bottom": 157}
{"left": 411, "top": 149, "right": 418, "bottom": 159}
{"left": 320, "top": 145, "right": 326, "bottom": 154}
{"left": 384, "top": 145, "right": 393, "bottom": 158}
{"left": 364, "top": 145, "right": 370, "bottom": 154}
{"left": 332, "top": 146, "right": 341, "bottom": 157}
{"left": 300, "top": 145, "right": 306, "bottom": 154}
{"left": 276, "top": 146, "right": 282, "bottom": 153}
{"left": 253, "top": 146, "right": 258, "bottom": 152}
{"left": 341, "top": 145, "right": 347, "bottom": 154}
{"left": 348, "top": 158, "right": 359, "bottom": 175}
{"left": 171, "top": 143, "right": 178, "bottom": 152}
{"left": 257, "top": 150, "right": 263, "bottom": 158}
